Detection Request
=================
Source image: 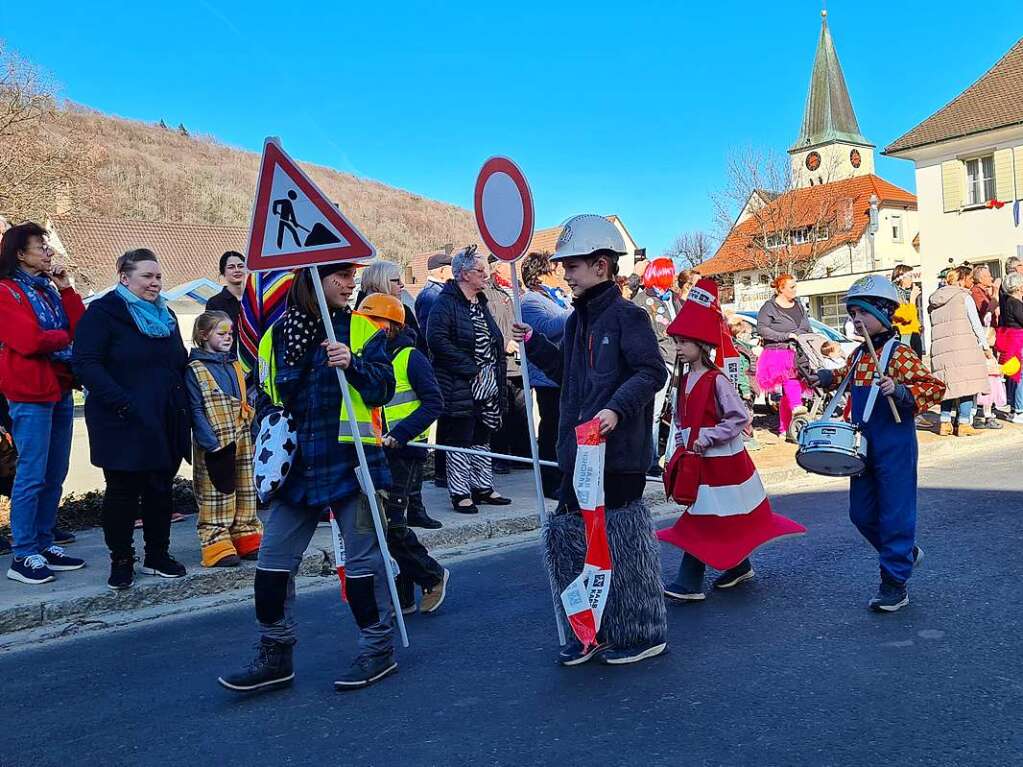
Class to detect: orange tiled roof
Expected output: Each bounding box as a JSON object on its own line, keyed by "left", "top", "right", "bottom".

{"left": 52, "top": 217, "right": 247, "bottom": 294}
{"left": 699, "top": 174, "right": 916, "bottom": 276}
{"left": 886, "top": 38, "right": 1023, "bottom": 154}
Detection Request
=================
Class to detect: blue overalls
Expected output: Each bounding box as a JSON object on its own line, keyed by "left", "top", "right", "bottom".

{"left": 848, "top": 340, "right": 918, "bottom": 585}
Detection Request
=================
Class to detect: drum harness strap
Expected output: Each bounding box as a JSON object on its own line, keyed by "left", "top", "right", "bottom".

{"left": 820, "top": 339, "right": 899, "bottom": 425}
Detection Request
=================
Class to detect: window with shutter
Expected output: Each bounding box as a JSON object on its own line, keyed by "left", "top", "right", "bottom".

{"left": 994, "top": 148, "right": 1014, "bottom": 201}
{"left": 1014, "top": 146, "right": 1023, "bottom": 201}
{"left": 941, "top": 160, "right": 963, "bottom": 212}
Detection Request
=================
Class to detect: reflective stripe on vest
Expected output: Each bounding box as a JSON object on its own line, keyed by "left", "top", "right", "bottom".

{"left": 338, "top": 313, "right": 384, "bottom": 445}
{"left": 383, "top": 346, "right": 429, "bottom": 443}
{"left": 257, "top": 327, "right": 280, "bottom": 406}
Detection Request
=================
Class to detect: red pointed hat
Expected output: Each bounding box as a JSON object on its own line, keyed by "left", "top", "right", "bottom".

{"left": 666, "top": 278, "right": 724, "bottom": 346}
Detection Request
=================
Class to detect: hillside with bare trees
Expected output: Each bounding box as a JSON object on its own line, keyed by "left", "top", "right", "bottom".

{"left": 1, "top": 42, "right": 478, "bottom": 263}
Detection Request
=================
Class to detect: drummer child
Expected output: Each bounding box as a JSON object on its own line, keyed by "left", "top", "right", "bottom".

{"left": 812, "top": 276, "right": 945, "bottom": 613}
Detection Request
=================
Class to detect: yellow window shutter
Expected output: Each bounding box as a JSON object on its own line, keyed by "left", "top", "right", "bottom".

{"left": 1015, "top": 146, "right": 1023, "bottom": 201}
{"left": 941, "top": 160, "right": 963, "bottom": 212}
{"left": 995, "top": 148, "right": 1014, "bottom": 201}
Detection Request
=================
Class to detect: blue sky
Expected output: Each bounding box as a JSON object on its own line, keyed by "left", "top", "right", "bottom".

{"left": 4, "top": 1, "right": 1020, "bottom": 255}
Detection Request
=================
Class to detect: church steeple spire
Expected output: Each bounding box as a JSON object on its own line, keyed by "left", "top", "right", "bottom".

{"left": 790, "top": 10, "right": 871, "bottom": 151}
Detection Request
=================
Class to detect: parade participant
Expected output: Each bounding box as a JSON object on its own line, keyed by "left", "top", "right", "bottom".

{"left": 996, "top": 271, "right": 1023, "bottom": 423}
{"left": 0, "top": 223, "right": 86, "bottom": 584}
{"left": 513, "top": 214, "right": 669, "bottom": 666}
{"left": 218, "top": 262, "right": 398, "bottom": 693}
{"left": 185, "top": 311, "right": 261, "bottom": 567}
{"left": 658, "top": 279, "right": 804, "bottom": 601}
{"left": 813, "top": 276, "right": 945, "bottom": 612}
{"left": 359, "top": 293, "right": 449, "bottom": 614}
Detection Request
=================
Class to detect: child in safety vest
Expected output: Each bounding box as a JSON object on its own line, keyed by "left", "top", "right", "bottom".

{"left": 812, "top": 276, "right": 945, "bottom": 613}
{"left": 357, "top": 293, "right": 449, "bottom": 615}
{"left": 186, "top": 311, "right": 261, "bottom": 567}
{"left": 658, "top": 279, "right": 805, "bottom": 601}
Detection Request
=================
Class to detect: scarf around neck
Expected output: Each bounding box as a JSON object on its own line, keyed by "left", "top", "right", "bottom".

{"left": 12, "top": 269, "right": 72, "bottom": 362}
{"left": 115, "top": 284, "right": 176, "bottom": 338}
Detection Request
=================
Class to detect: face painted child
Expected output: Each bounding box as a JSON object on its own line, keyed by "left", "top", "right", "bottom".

{"left": 205, "top": 319, "right": 234, "bottom": 354}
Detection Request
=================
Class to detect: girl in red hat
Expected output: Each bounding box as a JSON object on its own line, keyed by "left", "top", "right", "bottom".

{"left": 657, "top": 279, "right": 805, "bottom": 601}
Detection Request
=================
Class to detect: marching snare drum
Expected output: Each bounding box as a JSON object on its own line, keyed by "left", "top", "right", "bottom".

{"left": 796, "top": 420, "right": 868, "bottom": 477}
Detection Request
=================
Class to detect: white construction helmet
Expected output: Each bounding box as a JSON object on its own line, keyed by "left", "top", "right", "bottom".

{"left": 551, "top": 215, "right": 627, "bottom": 261}
{"left": 845, "top": 274, "right": 900, "bottom": 305}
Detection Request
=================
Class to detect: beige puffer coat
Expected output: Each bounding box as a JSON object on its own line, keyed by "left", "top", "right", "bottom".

{"left": 927, "top": 285, "right": 990, "bottom": 400}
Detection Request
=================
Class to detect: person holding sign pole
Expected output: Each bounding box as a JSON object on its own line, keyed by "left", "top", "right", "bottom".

{"left": 512, "top": 214, "right": 669, "bottom": 666}
{"left": 218, "top": 262, "right": 399, "bottom": 693}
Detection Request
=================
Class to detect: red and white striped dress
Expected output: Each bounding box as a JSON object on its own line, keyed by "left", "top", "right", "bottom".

{"left": 657, "top": 368, "right": 805, "bottom": 569}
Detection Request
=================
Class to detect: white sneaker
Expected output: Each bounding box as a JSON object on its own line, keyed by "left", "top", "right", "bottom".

{"left": 1012, "top": 412, "right": 1023, "bottom": 424}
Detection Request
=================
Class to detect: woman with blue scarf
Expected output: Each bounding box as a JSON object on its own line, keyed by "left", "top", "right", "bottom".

{"left": 0, "top": 222, "right": 87, "bottom": 585}
{"left": 73, "top": 248, "right": 191, "bottom": 591}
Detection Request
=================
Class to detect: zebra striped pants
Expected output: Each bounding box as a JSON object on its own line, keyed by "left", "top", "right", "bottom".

{"left": 437, "top": 415, "right": 494, "bottom": 498}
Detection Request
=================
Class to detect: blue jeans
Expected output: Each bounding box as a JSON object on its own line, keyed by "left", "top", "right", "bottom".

{"left": 1007, "top": 379, "right": 1023, "bottom": 413}
{"left": 939, "top": 397, "right": 975, "bottom": 424}
{"left": 8, "top": 394, "right": 74, "bottom": 559}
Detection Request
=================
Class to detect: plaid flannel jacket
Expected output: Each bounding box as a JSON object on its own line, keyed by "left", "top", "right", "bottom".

{"left": 820, "top": 340, "right": 946, "bottom": 415}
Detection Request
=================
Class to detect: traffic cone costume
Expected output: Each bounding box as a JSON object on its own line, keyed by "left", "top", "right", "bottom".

{"left": 657, "top": 279, "right": 805, "bottom": 570}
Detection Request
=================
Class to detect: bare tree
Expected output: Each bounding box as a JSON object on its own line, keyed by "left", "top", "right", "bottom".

{"left": 663, "top": 230, "right": 712, "bottom": 269}
{"left": 0, "top": 41, "right": 96, "bottom": 221}
{"left": 710, "top": 145, "right": 848, "bottom": 281}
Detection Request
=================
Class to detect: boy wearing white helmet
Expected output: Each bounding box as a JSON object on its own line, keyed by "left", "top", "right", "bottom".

{"left": 512, "top": 215, "right": 670, "bottom": 666}
{"left": 811, "top": 275, "right": 945, "bottom": 613}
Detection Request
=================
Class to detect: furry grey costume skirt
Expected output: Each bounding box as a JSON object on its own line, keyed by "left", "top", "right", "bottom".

{"left": 543, "top": 499, "right": 667, "bottom": 648}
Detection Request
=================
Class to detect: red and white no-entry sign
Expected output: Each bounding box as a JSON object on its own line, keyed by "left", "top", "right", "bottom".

{"left": 474, "top": 157, "right": 535, "bottom": 262}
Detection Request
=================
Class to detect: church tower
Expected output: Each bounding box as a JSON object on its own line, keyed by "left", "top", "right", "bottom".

{"left": 789, "top": 11, "right": 875, "bottom": 188}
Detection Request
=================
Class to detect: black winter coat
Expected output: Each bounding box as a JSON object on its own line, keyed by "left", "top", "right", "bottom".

{"left": 72, "top": 291, "right": 191, "bottom": 473}
{"left": 426, "top": 280, "right": 507, "bottom": 419}
{"left": 527, "top": 281, "right": 668, "bottom": 490}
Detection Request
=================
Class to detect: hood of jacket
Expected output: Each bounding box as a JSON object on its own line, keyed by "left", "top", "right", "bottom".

{"left": 440, "top": 278, "right": 489, "bottom": 308}
{"left": 188, "top": 347, "right": 234, "bottom": 365}
{"left": 386, "top": 327, "right": 417, "bottom": 356}
{"left": 928, "top": 284, "right": 965, "bottom": 311}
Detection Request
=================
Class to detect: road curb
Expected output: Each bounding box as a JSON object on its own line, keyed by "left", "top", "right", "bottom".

{"left": 1, "top": 425, "right": 1016, "bottom": 638}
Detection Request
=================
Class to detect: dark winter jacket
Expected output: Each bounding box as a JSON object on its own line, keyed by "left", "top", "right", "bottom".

{"left": 273, "top": 307, "right": 395, "bottom": 507}
{"left": 384, "top": 327, "right": 443, "bottom": 460}
{"left": 526, "top": 281, "right": 668, "bottom": 507}
{"left": 72, "top": 291, "right": 190, "bottom": 472}
{"left": 756, "top": 297, "right": 811, "bottom": 349}
{"left": 425, "top": 280, "right": 507, "bottom": 419}
{"left": 185, "top": 348, "right": 242, "bottom": 452}
{"left": 414, "top": 279, "right": 444, "bottom": 334}
{"left": 205, "top": 287, "right": 242, "bottom": 354}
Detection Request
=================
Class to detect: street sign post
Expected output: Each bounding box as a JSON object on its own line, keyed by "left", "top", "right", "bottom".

{"left": 474, "top": 156, "right": 566, "bottom": 646}
{"left": 246, "top": 137, "right": 408, "bottom": 648}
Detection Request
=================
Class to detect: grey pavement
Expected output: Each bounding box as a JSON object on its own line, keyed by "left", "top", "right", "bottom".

{"left": 2, "top": 440, "right": 1021, "bottom": 766}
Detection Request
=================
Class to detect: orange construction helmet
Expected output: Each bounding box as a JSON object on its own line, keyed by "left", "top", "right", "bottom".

{"left": 358, "top": 292, "right": 406, "bottom": 326}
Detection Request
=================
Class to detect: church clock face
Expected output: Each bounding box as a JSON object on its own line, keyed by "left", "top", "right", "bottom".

{"left": 850, "top": 149, "right": 862, "bottom": 169}
{"left": 805, "top": 151, "right": 821, "bottom": 172}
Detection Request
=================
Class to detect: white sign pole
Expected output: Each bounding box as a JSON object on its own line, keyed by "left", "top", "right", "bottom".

{"left": 509, "top": 261, "right": 567, "bottom": 646}
{"left": 310, "top": 269, "right": 409, "bottom": 648}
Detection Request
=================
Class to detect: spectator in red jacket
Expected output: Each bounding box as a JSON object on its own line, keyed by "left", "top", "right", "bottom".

{"left": 0, "top": 222, "right": 87, "bottom": 585}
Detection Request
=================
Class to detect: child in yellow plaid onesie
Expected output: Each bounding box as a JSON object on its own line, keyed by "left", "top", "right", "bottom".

{"left": 186, "top": 311, "right": 261, "bottom": 567}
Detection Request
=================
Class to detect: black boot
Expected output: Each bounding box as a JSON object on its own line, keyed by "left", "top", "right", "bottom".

{"left": 218, "top": 639, "right": 294, "bottom": 693}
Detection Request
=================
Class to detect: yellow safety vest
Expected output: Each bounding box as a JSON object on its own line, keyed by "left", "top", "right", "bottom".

{"left": 384, "top": 346, "right": 430, "bottom": 444}
{"left": 256, "top": 312, "right": 383, "bottom": 445}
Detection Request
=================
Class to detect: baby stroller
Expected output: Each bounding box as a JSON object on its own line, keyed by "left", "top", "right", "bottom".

{"left": 785, "top": 333, "right": 837, "bottom": 442}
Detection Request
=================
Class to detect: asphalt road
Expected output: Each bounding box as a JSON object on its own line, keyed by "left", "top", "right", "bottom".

{"left": 4, "top": 448, "right": 1022, "bottom": 767}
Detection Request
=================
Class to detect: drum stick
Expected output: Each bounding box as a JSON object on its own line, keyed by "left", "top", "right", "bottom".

{"left": 857, "top": 325, "right": 902, "bottom": 424}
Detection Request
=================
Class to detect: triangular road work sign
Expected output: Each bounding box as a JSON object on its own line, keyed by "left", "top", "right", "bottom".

{"left": 245, "top": 138, "right": 376, "bottom": 272}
